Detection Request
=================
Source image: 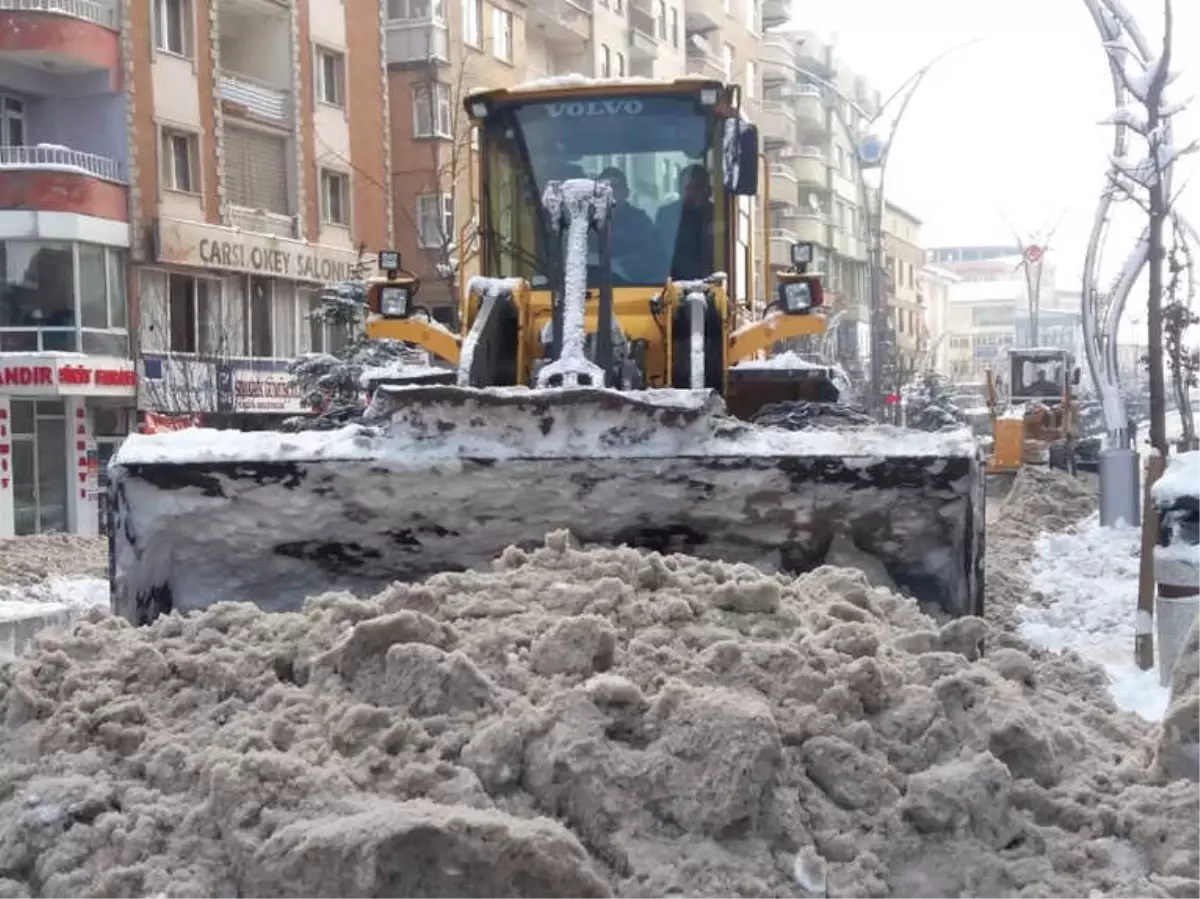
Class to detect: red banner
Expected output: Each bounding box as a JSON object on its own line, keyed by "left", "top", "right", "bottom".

{"left": 143, "top": 412, "right": 200, "bottom": 434}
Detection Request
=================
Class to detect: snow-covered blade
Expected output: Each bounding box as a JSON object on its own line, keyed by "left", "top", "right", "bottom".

{"left": 109, "top": 387, "right": 985, "bottom": 626}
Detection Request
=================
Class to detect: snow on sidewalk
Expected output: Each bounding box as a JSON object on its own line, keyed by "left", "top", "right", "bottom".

{"left": 1018, "top": 516, "right": 1170, "bottom": 722}
{"left": 0, "top": 576, "right": 109, "bottom": 661}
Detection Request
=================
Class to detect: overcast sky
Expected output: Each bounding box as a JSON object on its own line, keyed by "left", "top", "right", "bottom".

{"left": 791, "top": 0, "right": 1199, "bottom": 298}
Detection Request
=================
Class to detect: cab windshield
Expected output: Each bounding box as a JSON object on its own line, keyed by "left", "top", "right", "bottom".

{"left": 480, "top": 93, "right": 727, "bottom": 288}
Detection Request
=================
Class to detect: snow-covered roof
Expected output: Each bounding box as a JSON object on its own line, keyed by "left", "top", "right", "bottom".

{"left": 114, "top": 387, "right": 979, "bottom": 465}
{"left": 733, "top": 351, "right": 829, "bottom": 371}
{"left": 507, "top": 74, "right": 689, "bottom": 94}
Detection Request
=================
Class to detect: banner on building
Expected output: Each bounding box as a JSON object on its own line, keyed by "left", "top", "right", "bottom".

{"left": 143, "top": 412, "right": 201, "bottom": 434}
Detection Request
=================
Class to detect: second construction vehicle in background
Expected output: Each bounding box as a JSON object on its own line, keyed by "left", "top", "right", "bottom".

{"left": 108, "top": 75, "right": 985, "bottom": 627}
{"left": 986, "top": 347, "right": 1084, "bottom": 476}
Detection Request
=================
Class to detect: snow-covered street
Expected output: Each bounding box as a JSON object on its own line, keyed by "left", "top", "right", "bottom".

{"left": 1021, "top": 519, "right": 1169, "bottom": 720}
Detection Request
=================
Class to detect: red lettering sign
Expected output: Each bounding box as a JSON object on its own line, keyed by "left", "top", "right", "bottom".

{"left": 1, "top": 479, "right": 8, "bottom": 489}
{"left": 1, "top": 366, "right": 53, "bottom": 387}
{"left": 59, "top": 365, "right": 91, "bottom": 386}
{"left": 95, "top": 369, "right": 137, "bottom": 388}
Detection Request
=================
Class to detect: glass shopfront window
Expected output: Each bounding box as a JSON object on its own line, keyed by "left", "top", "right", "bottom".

{"left": 11, "top": 399, "right": 67, "bottom": 536}
{"left": 0, "top": 240, "right": 130, "bottom": 357}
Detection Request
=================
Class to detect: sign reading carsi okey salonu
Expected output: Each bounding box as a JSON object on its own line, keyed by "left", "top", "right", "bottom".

{"left": 154, "top": 218, "right": 361, "bottom": 284}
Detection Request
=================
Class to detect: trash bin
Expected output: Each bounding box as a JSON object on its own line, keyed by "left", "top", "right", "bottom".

{"left": 1152, "top": 451, "right": 1200, "bottom": 686}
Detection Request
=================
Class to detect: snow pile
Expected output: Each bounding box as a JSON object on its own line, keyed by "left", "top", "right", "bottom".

{"left": 114, "top": 387, "right": 980, "bottom": 465}
{"left": 0, "top": 535, "right": 106, "bottom": 586}
{"left": 984, "top": 467, "right": 1099, "bottom": 637}
{"left": 0, "top": 578, "right": 109, "bottom": 618}
{"left": 2, "top": 532, "right": 1197, "bottom": 897}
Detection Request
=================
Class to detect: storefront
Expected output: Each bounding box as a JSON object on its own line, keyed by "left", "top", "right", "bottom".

{"left": 137, "top": 218, "right": 361, "bottom": 425}
{"left": 0, "top": 354, "right": 137, "bottom": 537}
{"left": 137, "top": 354, "right": 310, "bottom": 426}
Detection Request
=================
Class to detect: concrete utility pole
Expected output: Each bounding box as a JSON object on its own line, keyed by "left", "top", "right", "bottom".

{"left": 788, "top": 37, "right": 982, "bottom": 416}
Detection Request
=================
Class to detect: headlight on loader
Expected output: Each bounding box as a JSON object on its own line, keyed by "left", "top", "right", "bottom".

{"left": 380, "top": 286, "right": 410, "bottom": 317}
{"left": 779, "top": 280, "right": 813, "bottom": 313}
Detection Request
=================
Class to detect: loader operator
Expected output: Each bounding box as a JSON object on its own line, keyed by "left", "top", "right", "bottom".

{"left": 594, "top": 166, "right": 663, "bottom": 283}
{"left": 1026, "top": 366, "right": 1061, "bottom": 400}
{"left": 656, "top": 164, "right": 714, "bottom": 281}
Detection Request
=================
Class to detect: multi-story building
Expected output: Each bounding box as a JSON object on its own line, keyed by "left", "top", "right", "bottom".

{"left": 920, "top": 265, "right": 959, "bottom": 376}
{"left": 132, "top": 0, "right": 391, "bottom": 428}
{"left": 0, "top": 0, "right": 136, "bottom": 536}
{"left": 385, "top": 0, "right": 526, "bottom": 314}
{"left": 883, "top": 201, "right": 924, "bottom": 372}
{"left": 937, "top": 248, "right": 1083, "bottom": 381}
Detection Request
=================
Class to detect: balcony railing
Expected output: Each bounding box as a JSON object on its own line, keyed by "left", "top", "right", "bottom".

{"left": 685, "top": 49, "right": 724, "bottom": 80}
{"left": 218, "top": 71, "right": 292, "bottom": 126}
{"left": 385, "top": 19, "right": 449, "bottom": 63}
{"left": 228, "top": 205, "right": 298, "bottom": 239}
{"left": 0, "top": 144, "right": 126, "bottom": 182}
{"left": 628, "top": 7, "right": 659, "bottom": 58}
{"left": 0, "top": 0, "right": 117, "bottom": 29}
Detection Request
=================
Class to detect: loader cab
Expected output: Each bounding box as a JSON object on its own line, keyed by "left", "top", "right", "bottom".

{"left": 465, "top": 79, "right": 758, "bottom": 295}
{"left": 1009, "top": 349, "right": 1077, "bottom": 405}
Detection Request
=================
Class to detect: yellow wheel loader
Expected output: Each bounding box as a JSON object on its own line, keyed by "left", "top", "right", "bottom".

{"left": 985, "top": 347, "right": 1083, "bottom": 477}
{"left": 109, "top": 76, "right": 985, "bottom": 625}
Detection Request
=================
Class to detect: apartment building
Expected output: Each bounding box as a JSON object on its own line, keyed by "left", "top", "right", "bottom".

{"left": 131, "top": 0, "right": 391, "bottom": 427}
{"left": 936, "top": 249, "right": 1083, "bottom": 381}
{"left": 920, "top": 265, "right": 959, "bottom": 376}
{"left": 0, "top": 0, "right": 136, "bottom": 536}
{"left": 385, "top": 0, "right": 526, "bottom": 314}
{"left": 883, "top": 201, "right": 924, "bottom": 372}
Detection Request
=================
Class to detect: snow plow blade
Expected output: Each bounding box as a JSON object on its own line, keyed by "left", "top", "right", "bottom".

{"left": 109, "top": 387, "right": 985, "bottom": 625}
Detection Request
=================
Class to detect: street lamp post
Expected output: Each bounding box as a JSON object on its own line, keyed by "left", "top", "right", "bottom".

{"left": 786, "top": 37, "right": 982, "bottom": 415}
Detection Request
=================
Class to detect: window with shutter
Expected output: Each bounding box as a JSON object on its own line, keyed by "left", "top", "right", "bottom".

{"left": 224, "top": 126, "right": 289, "bottom": 215}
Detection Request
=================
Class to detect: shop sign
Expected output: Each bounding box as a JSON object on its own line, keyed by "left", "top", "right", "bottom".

{"left": 233, "top": 369, "right": 306, "bottom": 414}
{"left": 0, "top": 355, "right": 137, "bottom": 397}
{"left": 155, "top": 218, "right": 362, "bottom": 284}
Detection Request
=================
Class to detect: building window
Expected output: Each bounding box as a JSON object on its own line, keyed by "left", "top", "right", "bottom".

{"left": 490, "top": 6, "right": 512, "bottom": 62}
{"left": 160, "top": 128, "right": 198, "bottom": 194}
{"left": 744, "top": 0, "right": 757, "bottom": 31}
{"left": 316, "top": 47, "right": 346, "bottom": 107}
{"left": 165, "top": 274, "right": 220, "bottom": 355}
{"left": 320, "top": 169, "right": 350, "bottom": 226}
{"left": 600, "top": 44, "right": 610, "bottom": 77}
{"left": 669, "top": 7, "right": 678, "bottom": 47}
{"left": 0, "top": 95, "right": 24, "bottom": 147}
{"left": 224, "top": 125, "right": 289, "bottom": 217}
{"left": 462, "top": 0, "right": 482, "bottom": 46}
{"left": 417, "top": 194, "right": 453, "bottom": 249}
{"left": 412, "top": 82, "right": 452, "bottom": 138}
{"left": 154, "top": 0, "right": 191, "bottom": 57}
{"left": 744, "top": 60, "right": 756, "bottom": 99}
{"left": 388, "top": 0, "right": 445, "bottom": 19}
{"left": 722, "top": 43, "right": 735, "bottom": 81}
{"left": 247, "top": 277, "right": 274, "bottom": 357}
{"left": 655, "top": 0, "right": 666, "bottom": 39}
{"left": 616, "top": 51, "right": 625, "bottom": 77}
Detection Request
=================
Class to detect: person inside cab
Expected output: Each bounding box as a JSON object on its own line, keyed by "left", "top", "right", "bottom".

{"left": 1025, "top": 365, "right": 1062, "bottom": 399}
{"left": 656, "top": 164, "right": 714, "bottom": 281}
{"left": 593, "top": 166, "right": 662, "bottom": 283}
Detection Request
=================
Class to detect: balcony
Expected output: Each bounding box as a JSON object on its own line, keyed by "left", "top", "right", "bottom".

{"left": 835, "top": 228, "right": 866, "bottom": 261}
{"left": 785, "top": 84, "right": 827, "bottom": 134}
{"left": 0, "top": 144, "right": 127, "bottom": 221}
{"left": 782, "top": 146, "right": 827, "bottom": 186}
{"left": 0, "top": 0, "right": 119, "bottom": 72}
{"left": 385, "top": 18, "right": 449, "bottom": 64}
{"left": 684, "top": 0, "right": 720, "bottom": 35}
{"left": 762, "top": 0, "right": 790, "bottom": 28}
{"left": 218, "top": 71, "right": 293, "bottom": 127}
{"left": 760, "top": 40, "right": 796, "bottom": 84}
{"left": 769, "top": 229, "right": 800, "bottom": 267}
{"left": 528, "top": 0, "right": 591, "bottom": 46}
{"left": 793, "top": 30, "right": 832, "bottom": 77}
{"left": 685, "top": 45, "right": 724, "bottom": 80}
{"left": 756, "top": 100, "right": 795, "bottom": 147}
{"left": 766, "top": 165, "right": 798, "bottom": 209}
{"left": 228, "top": 206, "right": 298, "bottom": 239}
{"left": 787, "top": 214, "right": 828, "bottom": 244}
{"left": 628, "top": 7, "right": 658, "bottom": 60}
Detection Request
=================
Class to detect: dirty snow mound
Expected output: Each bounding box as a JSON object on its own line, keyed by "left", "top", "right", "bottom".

{"left": 1, "top": 533, "right": 1196, "bottom": 898}
{"left": 0, "top": 535, "right": 107, "bottom": 585}
{"left": 986, "top": 467, "right": 1098, "bottom": 638}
